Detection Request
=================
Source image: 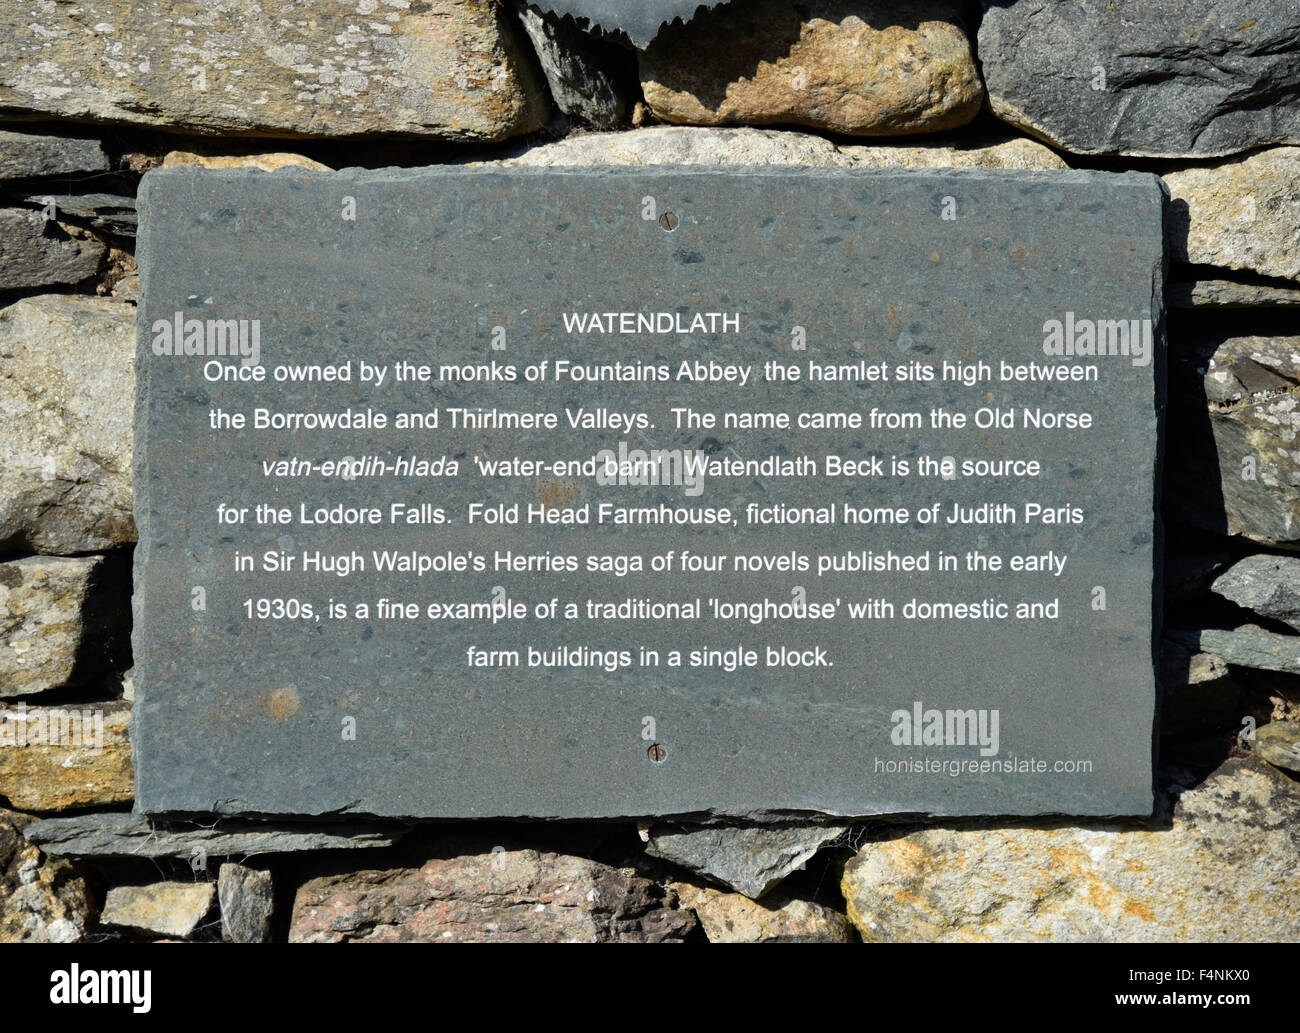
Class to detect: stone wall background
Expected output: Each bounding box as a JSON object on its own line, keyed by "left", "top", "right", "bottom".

{"left": 1, "top": 0, "right": 1297, "bottom": 943}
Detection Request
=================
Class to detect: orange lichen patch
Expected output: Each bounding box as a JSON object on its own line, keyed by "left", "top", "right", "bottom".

{"left": 265, "top": 687, "right": 301, "bottom": 722}
{"left": 1124, "top": 899, "right": 1155, "bottom": 922}
{"left": 537, "top": 479, "right": 580, "bottom": 509}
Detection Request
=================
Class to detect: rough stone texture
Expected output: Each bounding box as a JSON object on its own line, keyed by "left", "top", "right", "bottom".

{"left": 838, "top": 134, "right": 1067, "bottom": 170}
{"left": 0, "top": 295, "right": 135, "bottom": 555}
{"left": 101, "top": 881, "right": 215, "bottom": 939}
{"left": 1212, "top": 556, "right": 1300, "bottom": 632}
{"left": 162, "top": 151, "right": 333, "bottom": 173}
{"left": 671, "top": 881, "right": 855, "bottom": 942}
{"left": 9, "top": 192, "right": 136, "bottom": 238}
{"left": 25, "top": 812, "right": 403, "bottom": 859}
{"left": 514, "top": 2, "right": 632, "bottom": 128}
{"left": 494, "top": 125, "right": 1069, "bottom": 171}
{"left": 218, "top": 863, "right": 274, "bottom": 943}
{"left": 537, "top": 0, "right": 731, "bottom": 47}
{"left": 0, "top": 808, "right": 92, "bottom": 943}
{"left": 1169, "top": 329, "right": 1300, "bottom": 547}
{"left": 979, "top": 1, "right": 1300, "bottom": 159}
{"left": 0, "top": 555, "right": 125, "bottom": 699}
{"left": 1176, "top": 627, "right": 1300, "bottom": 677}
{"left": 1165, "top": 149, "right": 1300, "bottom": 284}
{"left": 0, "top": 701, "right": 132, "bottom": 812}
{"left": 646, "top": 822, "right": 847, "bottom": 899}
{"left": 639, "top": 0, "right": 982, "bottom": 136}
{"left": 0, "top": 129, "right": 109, "bottom": 181}
{"left": 493, "top": 125, "right": 857, "bottom": 165}
{"left": 842, "top": 756, "right": 1300, "bottom": 942}
{"left": 1253, "top": 722, "right": 1300, "bottom": 774}
{"left": 135, "top": 165, "right": 1164, "bottom": 820}
{"left": 0, "top": 209, "right": 103, "bottom": 290}
{"left": 0, "top": 0, "right": 547, "bottom": 142}
{"left": 290, "top": 848, "right": 696, "bottom": 942}
{"left": 1169, "top": 277, "right": 1300, "bottom": 310}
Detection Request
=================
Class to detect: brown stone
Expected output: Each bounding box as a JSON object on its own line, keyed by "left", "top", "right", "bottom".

{"left": 842, "top": 756, "right": 1300, "bottom": 942}
{"left": 671, "top": 882, "right": 855, "bottom": 942}
{"left": 162, "top": 152, "right": 333, "bottom": 173}
{"left": 101, "top": 881, "right": 216, "bottom": 939}
{"left": 290, "top": 848, "right": 696, "bottom": 942}
{"left": 0, "top": 701, "right": 133, "bottom": 812}
{"left": 0, "top": 809, "right": 92, "bottom": 942}
{"left": 639, "top": 0, "right": 982, "bottom": 136}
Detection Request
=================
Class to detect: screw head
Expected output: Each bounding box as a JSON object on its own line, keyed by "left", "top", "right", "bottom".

{"left": 647, "top": 743, "right": 667, "bottom": 763}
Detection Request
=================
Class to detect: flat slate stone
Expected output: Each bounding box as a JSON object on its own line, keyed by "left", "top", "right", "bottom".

{"left": 980, "top": 0, "right": 1300, "bottom": 158}
{"left": 134, "top": 165, "right": 1164, "bottom": 821}
{"left": 0, "top": 129, "right": 109, "bottom": 181}
{"left": 25, "top": 812, "right": 403, "bottom": 858}
{"left": 646, "top": 821, "right": 848, "bottom": 898}
{"left": 7, "top": 192, "right": 137, "bottom": 238}
{"left": 0, "top": 208, "right": 103, "bottom": 290}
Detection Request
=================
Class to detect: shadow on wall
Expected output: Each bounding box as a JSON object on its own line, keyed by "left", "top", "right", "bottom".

{"left": 67, "top": 547, "right": 134, "bottom": 692}
{"left": 1160, "top": 196, "right": 1230, "bottom": 541}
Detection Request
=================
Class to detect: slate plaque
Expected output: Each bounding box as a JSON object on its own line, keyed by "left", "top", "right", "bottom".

{"left": 134, "top": 166, "right": 1165, "bottom": 819}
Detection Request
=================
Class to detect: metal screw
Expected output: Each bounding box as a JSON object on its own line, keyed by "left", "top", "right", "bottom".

{"left": 658, "top": 212, "right": 678, "bottom": 232}
{"left": 647, "top": 743, "right": 667, "bottom": 763}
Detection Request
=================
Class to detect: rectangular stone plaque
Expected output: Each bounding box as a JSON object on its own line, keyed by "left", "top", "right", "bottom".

{"left": 134, "top": 166, "right": 1164, "bottom": 820}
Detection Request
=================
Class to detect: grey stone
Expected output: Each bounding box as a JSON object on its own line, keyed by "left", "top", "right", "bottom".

{"left": 1212, "top": 556, "right": 1300, "bottom": 632}
{"left": 0, "top": 295, "right": 135, "bottom": 555}
{"left": 1171, "top": 626, "right": 1300, "bottom": 676}
{"left": 514, "top": 2, "right": 633, "bottom": 128}
{"left": 1167, "top": 327, "right": 1300, "bottom": 548}
{"left": 218, "top": 863, "right": 274, "bottom": 943}
{"left": 0, "top": 0, "right": 547, "bottom": 142}
{"left": 1253, "top": 722, "right": 1300, "bottom": 775}
{"left": 0, "top": 129, "right": 109, "bottom": 181}
{"left": 842, "top": 756, "right": 1300, "bottom": 942}
{"left": 537, "top": 0, "right": 731, "bottom": 47}
{"left": 979, "top": 1, "right": 1300, "bottom": 158}
{"left": 647, "top": 821, "right": 847, "bottom": 898}
{"left": 134, "top": 165, "right": 1164, "bottom": 820}
{"left": 101, "top": 881, "right": 215, "bottom": 939}
{"left": 8, "top": 192, "right": 137, "bottom": 238}
{"left": 1168, "top": 277, "right": 1300, "bottom": 310}
{"left": 0, "top": 209, "right": 103, "bottom": 290}
{"left": 0, "top": 555, "right": 127, "bottom": 699}
{"left": 24, "top": 812, "right": 403, "bottom": 859}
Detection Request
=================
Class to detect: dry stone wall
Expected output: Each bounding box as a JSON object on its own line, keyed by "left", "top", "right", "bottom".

{"left": 0, "top": 0, "right": 1297, "bottom": 943}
